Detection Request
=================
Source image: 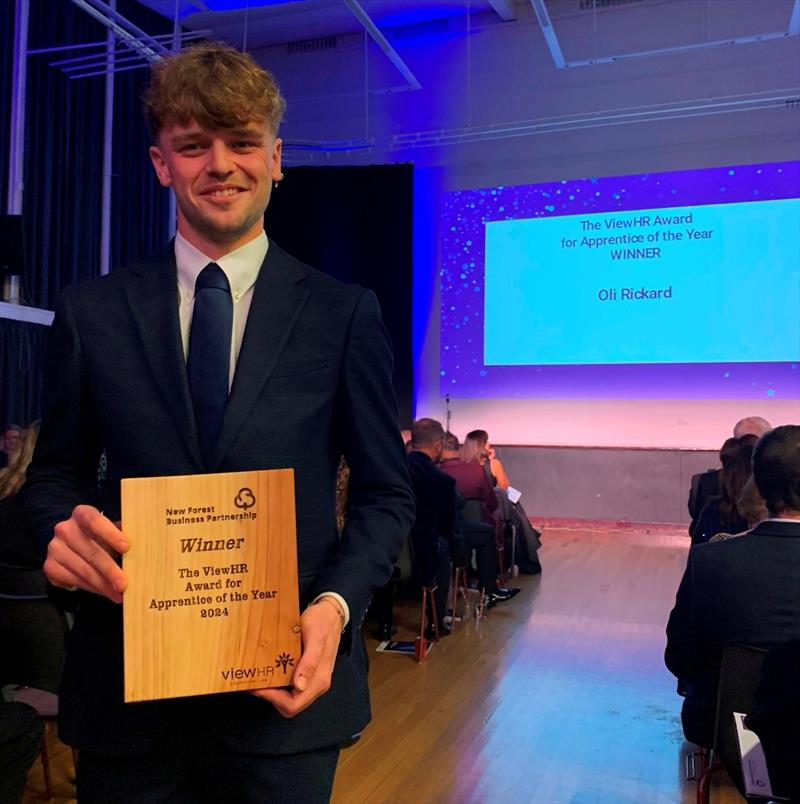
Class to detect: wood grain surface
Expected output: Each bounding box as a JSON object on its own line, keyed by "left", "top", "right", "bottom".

{"left": 122, "top": 469, "right": 301, "bottom": 701}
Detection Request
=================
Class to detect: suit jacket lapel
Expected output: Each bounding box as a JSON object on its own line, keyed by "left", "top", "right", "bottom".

{"left": 123, "top": 247, "right": 203, "bottom": 469}
{"left": 213, "top": 242, "right": 310, "bottom": 467}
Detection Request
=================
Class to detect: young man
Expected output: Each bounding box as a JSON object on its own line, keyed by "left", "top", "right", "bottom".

{"left": 23, "top": 43, "right": 414, "bottom": 803}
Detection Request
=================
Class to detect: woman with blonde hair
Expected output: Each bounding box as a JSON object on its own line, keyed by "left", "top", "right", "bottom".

{"left": 461, "top": 429, "right": 542, "bottom": 575}
{"left": 462, "top": 429, "right": 510, "bottom": 490}
{"left": 0, "top": 421, "right": 40, "bottom": 499}
{"left": 0, "top": 421, "right": 42, "bottom": 568}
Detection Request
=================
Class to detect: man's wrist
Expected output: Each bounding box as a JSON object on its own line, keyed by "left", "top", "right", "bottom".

{"left": 311, "top": 594, "right": 347, "bottom": 633}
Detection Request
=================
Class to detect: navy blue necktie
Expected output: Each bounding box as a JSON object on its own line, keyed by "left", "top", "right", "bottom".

{"left": 187, "top": 263, "right": 232, "bottom": 467}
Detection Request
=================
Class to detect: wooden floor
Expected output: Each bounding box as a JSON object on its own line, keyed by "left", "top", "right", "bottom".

{"left": 23, "top": 525, "right": 745, "bottom": 803}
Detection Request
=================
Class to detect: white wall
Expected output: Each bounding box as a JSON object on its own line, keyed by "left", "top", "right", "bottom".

{"left": 252, "top": 0, "right": 800, "bottom": 449}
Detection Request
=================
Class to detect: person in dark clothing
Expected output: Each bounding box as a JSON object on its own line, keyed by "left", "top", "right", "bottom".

{"left": 0, "top": 422, "right": 42, "bottom": 571}
{"left": 407, "top": 418, "right": 457, "bottom": 637}
{"left": 0, "top": 701, "right": 43, "bottom": 804}
{"left": 666, "top": 424, "right": 800, "bottom": 748}
{"left": 688, "top": 416, "right": 771, "bottom": 534}
{"left": 691, "top": 434, "right": 756, "bottom": 544}
{"left": 745, "top": 638, "right": 800, "bottom": 802}
{"left": 440, "top": 433, "right": 517, "bottom": 608}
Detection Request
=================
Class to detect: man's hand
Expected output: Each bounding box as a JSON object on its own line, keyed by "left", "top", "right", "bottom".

{"left": 43, "top": 505, "right": 129, "bottom": 604}
{"left": 251, "top": 596, "right": 343, "bottom": 718}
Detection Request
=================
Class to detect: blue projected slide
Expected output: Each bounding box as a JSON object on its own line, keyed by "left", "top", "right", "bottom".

{"left": 483, "top": 198, "right": 800, "bottom": 365}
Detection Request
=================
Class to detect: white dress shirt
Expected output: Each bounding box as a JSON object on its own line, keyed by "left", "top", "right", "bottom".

{"left": 173, "top": 231, "right": 350, "bottom": 627}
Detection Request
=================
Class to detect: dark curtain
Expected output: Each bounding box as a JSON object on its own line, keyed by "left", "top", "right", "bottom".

{"left": 23, "top": 0, "right": 106, "bottom": 310}
{"left": 110, "top": 2, "right": 172, "bottom": 269}
{"left": 0, "top": 2, "right": 14, "bottom": 211}
{"left": 8, "top": 1, "right": 172, "bottom": 427}
{"left": 265, "top": 164, "right": 414, "bottom": 425}
{"left": 0, "top": 319, "right": 48, "bottom": 428}
{"left": 22, "top": 0, "right": 172, "bottom": 309}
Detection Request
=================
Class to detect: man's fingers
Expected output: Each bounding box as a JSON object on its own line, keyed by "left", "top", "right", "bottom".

{"left": 292, "top": 643, "right": 322, "bottom": 693}
{"left": 74, "top": 505, "right": 129, "bottom": 554}
{"left": 250, "top": 687, "right": 297, "bottom": 718}
{"left": 249, "top": 685, "right": 320, "bottom": 719}
{"left": 45, "top": 506, "right": 129, "bottom": 601}
{"left": 64, "top": 507, "right": 127, "bottom": 579}
{"left": 43, "top": 551, "right": 122, "bottom": 604}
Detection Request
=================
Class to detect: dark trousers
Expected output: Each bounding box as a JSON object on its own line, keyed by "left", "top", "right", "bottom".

{"left": 0, "top": 702, "right": 43, "bottom": 804}
{"left": 465, "top": 529, "right": 497, "bottom": 593}
{"left": 429, "top": 546, "right": 451, "bottom": 627}
{"left": 411, "top": 533, "right": 450, "bottom": 628}
{"left": 76, "top": 721, "right": 341, "bottom": 804}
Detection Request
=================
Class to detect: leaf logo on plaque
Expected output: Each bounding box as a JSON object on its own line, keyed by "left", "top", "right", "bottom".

{"left": 122, "top": 469, "right": 301, "bottom": 702}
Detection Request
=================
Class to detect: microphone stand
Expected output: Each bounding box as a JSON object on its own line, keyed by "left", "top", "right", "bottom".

{"left": 445, "top": 394, "right": 451, "bottom": 434}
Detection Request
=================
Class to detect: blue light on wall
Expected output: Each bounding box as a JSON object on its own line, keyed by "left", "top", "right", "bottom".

{"left": 375, "top": 6, "right": 465, "bottom": 29}
{"left": 204, "top": 0, "right": 309, "bottom": 12}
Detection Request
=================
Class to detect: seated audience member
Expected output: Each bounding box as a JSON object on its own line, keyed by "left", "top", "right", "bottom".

{"left": 708, "top": 476, "right": 769, "bottom": 543}
{"left": 462, "top": 430, "right": 542, "bottom": 574}
{"left": 745, "top": 638, "right": 800, "bottom": 802}
{"left": 462, "top": 429, "right": 510, "bottom": 490}
{"left": 441, "top": 432, "right": 497, "bottom": 526}
{"left": 690, "top": 434, "right": 756, "bottom": 544}
{"left": 0, "top": 424, "right": 23, "bottom": 470}
{"left": 688, "top": 416, "right": 771, "bottom": 531}
{"left": 665, "top": 424, "right": 800, "bottom": 748}
{"left": 441, "top": 433, "right": 516, "bottom": 607}
{"left": 407, "top": 418, "right": 457, "bottom": 636}
{"left": 0, "top": 422, "right": 42, "bottom": 569}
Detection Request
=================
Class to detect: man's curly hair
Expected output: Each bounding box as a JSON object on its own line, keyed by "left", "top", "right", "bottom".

{"left": 143, "top": 42, "right": 286, "bottom": 140}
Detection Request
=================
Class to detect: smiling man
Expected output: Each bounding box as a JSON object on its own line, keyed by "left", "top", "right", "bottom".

{"left": 23, "top": 43, "right": 414, "bottom": 803}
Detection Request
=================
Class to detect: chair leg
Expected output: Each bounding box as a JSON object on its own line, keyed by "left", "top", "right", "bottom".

{"left": 429, "top": 588, "right": 440, "bottom": 642}
{"left": 496, "top": 545, "right": 506, "bottom": 584}
{"left": 40, "top": 725, "right": 53, "bottom": 800}
{"left": 415, "top": 586, "right": 429, "bottom": 663}
{"left": 696, "top": 759, "right": 720, "bottom": 804}
{"left": 450, "top": 567, "right": 470, "bottom": 627}
{"left": 476, "top": 586, "right": 487, "bottom": 619}
{"left": 449, "top": 569, "right": 458, "bottom": 626}
{"left": 459, "top": 569, "right": 470, "bottom": 616}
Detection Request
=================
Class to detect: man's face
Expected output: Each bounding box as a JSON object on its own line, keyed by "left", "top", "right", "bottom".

{"left": 149, "top": 119, "right": 282, "bottom": 257}
{"left": 3, "top": 428, "right": 20, "bottom": 453}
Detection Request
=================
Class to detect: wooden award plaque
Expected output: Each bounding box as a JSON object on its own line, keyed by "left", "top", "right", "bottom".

{"left": 122, "top": 469, "right": 301, "bottom": 702}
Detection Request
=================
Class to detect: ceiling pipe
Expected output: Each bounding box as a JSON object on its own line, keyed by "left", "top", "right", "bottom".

{"left": 280, "top": 88, "right": 799, "bottom": 157}
{"left": 488, "top": 0, "right": 517, "bottom": 22}
{"left": 342, "top": 0, "right": 422, "bottom": 91}
{"left": 789, "top": 0, "right": 800, "bottom": 35}
{"left": 532, "top": 0, "right": 799, "bottom": 70}
{"left": 70, "top": 0, "right": 170, "bottom": 61}
{"left": 530, "top": 0, "right": 566, "bottom": 69}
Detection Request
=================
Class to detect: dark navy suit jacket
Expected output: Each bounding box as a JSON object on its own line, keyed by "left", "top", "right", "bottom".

{"left": 23, "top": 242, "right": 414, "bottom": 756}
{"left": 665, "top": 518, "right": 800, "bottom": 746}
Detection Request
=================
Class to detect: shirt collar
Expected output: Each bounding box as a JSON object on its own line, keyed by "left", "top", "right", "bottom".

{"left": 175, "top": 230, "right": 268, "bottom": 301}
